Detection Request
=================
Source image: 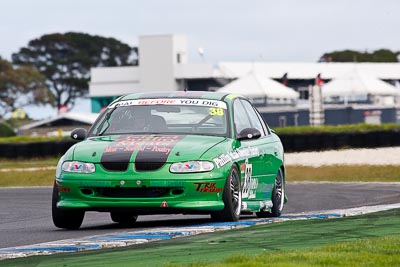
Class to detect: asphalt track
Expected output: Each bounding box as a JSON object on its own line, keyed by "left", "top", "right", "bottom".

{"left": 1, "top": 183, "right": 400, "bottom": 249}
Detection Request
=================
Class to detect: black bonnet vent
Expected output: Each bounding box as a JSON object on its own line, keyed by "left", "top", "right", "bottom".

{"left": 101, "top": 162, "right": 129, "bottom": 172}
{"left": 135, "top": 162, "right": 165, "bottom": 171}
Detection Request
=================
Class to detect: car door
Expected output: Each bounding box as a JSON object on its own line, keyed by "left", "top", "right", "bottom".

{"left": 232, "top": 99, "right": 276, "bottom": 202}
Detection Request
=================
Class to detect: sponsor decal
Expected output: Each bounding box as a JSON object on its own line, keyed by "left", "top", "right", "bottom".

{"left": 185, "top": 163, "right": 194, "bottom": 170}
{"left": 103, "top": 135, "right": 179, "bottom": 154}
{"left": 213, "top": 147, "right": 260, "bottom": 168}
{"left": 109, "top": 98, "right": 227, "bottom": 109}
{"left": 73, "top": 163, "right": 83, "bottom": 171}
{"left": 213, "top": 154, "right": 232, "bottom": 169}
{"left": 135, "top": 135, "right": 183, "bottom": 164}
{"left": 209, "top": 107, "right": 224, "bottom": 116}
{"left": 240, "top": 163, "right": 246, "bottom": 173}
{"left": 160, "top": 201, "right": 168, "bottom": 208}
{"left": 241, "top": 159, "right": 258, "bottom": 199}
{"left": 56, "top": 181, "right": 70, "bottom": 193}
{"left": 194, "top": 182, "right": 223, "bottom": 193}
{"left": 100, "top": 136, "right": 137, "bottom": 167}
{"left": 101, "top": 135, "right": 183, "bottom": 166}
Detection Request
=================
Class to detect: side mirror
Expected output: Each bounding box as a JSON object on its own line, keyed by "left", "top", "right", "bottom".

{"left": 237, "top": 128, "right": 261, "bottom": 141}
{"left": 71, "top": 128, "right": 87, "bottom": 141}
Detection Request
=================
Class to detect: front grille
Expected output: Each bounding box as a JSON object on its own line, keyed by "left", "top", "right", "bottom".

{"left": 135, "top": 162, "right": 165, "bottom": 171}
{"left": 101, "top": 162, "right": 129, "bottom": 171}
{"left": 95, "top": 187, "right": 170, "bottom": 198}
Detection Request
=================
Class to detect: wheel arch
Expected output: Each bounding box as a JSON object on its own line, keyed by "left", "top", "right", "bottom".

{"left": 279, "top": 165, "right": 288, "bottom": 203}
{"left": 230, "top": 162, "right": 241, "bottom": 181}
{"left": 280, "top": 165, "right": 286, "bottom": 183}
{"left": 229, "top": 162, "right": 241, "bottom": 192}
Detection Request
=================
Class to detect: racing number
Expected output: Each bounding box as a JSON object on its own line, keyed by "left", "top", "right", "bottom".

{"left": 209, "top": 108, "right": 224, "bottom": 116}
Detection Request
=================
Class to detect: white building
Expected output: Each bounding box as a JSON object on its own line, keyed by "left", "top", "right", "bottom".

{"left": 89, "top": 34, "right": 400, "bottom": 112}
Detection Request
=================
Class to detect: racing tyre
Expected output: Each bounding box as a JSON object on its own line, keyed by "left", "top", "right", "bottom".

{"left": 256, "top": 168, "right": 285, "bottom": 218}
{"left": 211, "top": 165, "right": 242, "bottom": 221}
{"left": 110, "top": 212, "right": 138, "bottom": 225}
{"left": 52, "top": 181, "right": 85, "bottom": 230}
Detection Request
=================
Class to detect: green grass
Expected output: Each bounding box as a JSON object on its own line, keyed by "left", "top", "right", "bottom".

{"left": 286, "top": 165, "right": 400, "bottom": 182}
{"left": 0, "top": 157, "right": 57, "bottom": 187}
{"left": 1, "top": 164, "right": 399, "bottom": 187}
{"left": 3, "top": 209, "right": 400, "bottom": 267}
{"left": 0, "top": 136, "right": 68, "bottom": 143}
{"left": 0, "top": 170, "right": 54, "bottom": 187}
{"left": 0, "top": 157, "right": 58, "bottom": 169}
{"left": 208, "top": 236, "right": 400, "bottom": 267}
{"left": 274, "top": 123, "right": 400, "bottom": 134}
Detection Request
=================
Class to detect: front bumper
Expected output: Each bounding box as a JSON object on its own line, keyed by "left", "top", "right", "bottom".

{"left": 56, "top": 171, "right": 227, "bottom": 212}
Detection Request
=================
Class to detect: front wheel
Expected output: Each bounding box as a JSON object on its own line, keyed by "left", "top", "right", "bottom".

{"left": 211, "top": 165, "right": 242, "bottom": 221}
{"left": 256, "top": 168, "right": 285, "bottom": 218}
{"left": 52, "top": 181, "right": 85, "bottom": 230}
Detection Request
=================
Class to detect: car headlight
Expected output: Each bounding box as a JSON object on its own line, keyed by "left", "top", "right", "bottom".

{"left": 170, "top": 161, "right": 214, "bottom": 173}
{"left": 55, "top": 156, "right": 65, "bottom": 178}
{"left": 62, "top": 161, "right": 95, "bottom": 173}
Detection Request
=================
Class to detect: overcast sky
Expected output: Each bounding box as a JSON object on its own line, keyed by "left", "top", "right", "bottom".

{"left": 1, "top": 0, "right": 399, "bottom": 119}
{"left": 1, "top": 0, "right": 399, "bottom": 63}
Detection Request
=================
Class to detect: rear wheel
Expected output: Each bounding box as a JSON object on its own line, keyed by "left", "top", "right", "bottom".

{"left": 211, "top": 165, "right": 241, "bottom": 221}
{"left": 110, "top": 212, "right": 138, "bottom": 225}
{"left": 52, "top": 181, "right": 85, "bottom": 230}
{"left": 256, "top": 168, "right": 285, "bottom": 218}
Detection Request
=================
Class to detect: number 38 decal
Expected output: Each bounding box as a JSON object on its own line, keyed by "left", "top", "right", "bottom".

{"left": 209, "top": 108, "right": 224, "bottom": 116}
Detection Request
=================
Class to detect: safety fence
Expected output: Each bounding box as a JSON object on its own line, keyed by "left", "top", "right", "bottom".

{"left": 0, "top": 140, "right": 78, "bottom": 159}
{"left": 279, "top": 130, "right": 400, "bottom": 152}
{"left": 0, "top": 130, "right": 399, "bottom": 158}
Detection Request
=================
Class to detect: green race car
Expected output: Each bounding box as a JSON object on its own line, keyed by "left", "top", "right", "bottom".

{"left": 52, "top": 91, "right": 286, "bottom": 229}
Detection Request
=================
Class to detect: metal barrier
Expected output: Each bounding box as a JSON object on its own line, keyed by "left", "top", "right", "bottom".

{"left": 279, "top": 130, "right": 400, "bottom": 152}
{"left": 0, "top": 140, "right": 78, "bottom": 159}
{"left": 0, "top": 130, "right": 399, "bottom": 158}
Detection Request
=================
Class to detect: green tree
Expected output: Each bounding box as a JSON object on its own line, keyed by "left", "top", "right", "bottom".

{"left": 0, "top": 120, "right": 16, "bottom": 137}
{"left": 0, "top": 57, "right": 50, "bottom": 117}
{"left": 371, "top": 49, "right": 399, "bottom": 62}
{"left": 12, "top": 32, "right": 138, "bottom": 110}
{"left": 319, "top": 49, "right": 399, "bottom": 62}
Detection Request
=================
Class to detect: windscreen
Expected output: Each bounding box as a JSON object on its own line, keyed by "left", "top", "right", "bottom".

{"left": 88, "top": 98, "right": 228, "bottom": 137}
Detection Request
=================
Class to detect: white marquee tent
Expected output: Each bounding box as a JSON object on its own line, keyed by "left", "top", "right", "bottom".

{"left": 322, "top": 70, "right": 400, "bottom": 105}
{"left": 217, "top": 72, "right": 299, "bottom": 105}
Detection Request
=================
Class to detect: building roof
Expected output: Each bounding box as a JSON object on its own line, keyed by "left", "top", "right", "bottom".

{"left": 217, "top": 72, "right": 300, "bottom": 99}
{"left": 216, "top": 62, "right": 400, "bottom": 80}
{"left": 19, "top": 112, "right": 99, "bottom": 130}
